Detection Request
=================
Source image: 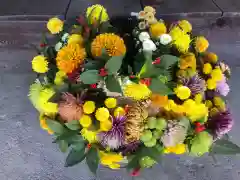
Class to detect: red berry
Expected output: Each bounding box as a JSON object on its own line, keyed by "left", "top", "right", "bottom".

{"left": 152, "top": 57, "right": 161, "bottom": 65}
{"left": 90, "top": 84, "right": 97, "bottom": 88}
{"left": 87, "top": 144, "right": 92, "bottom": 149}
{"left": 40, "top": 43, "right": 47, "bottom": 47}
{"left": 129, "top": 75, "right": 136, "bottom": 79}
{"left": 99, "top": 68, "right": 108, "bottom": 77}
{"left": 131, "top": 167, "right": 141, "bottom": 177}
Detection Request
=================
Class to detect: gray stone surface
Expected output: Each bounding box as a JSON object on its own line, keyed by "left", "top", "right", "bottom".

{"left": 0, "top": 14, "right": 240, "bottom": 180}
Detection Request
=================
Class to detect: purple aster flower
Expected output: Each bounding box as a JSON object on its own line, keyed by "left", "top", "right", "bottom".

{"left": 178, "top": 74, "right": 206, "bottom": 95}
{"left": 98, "top": 116, "right": 126, "bottom": 149}
{"left": 206, "top": 110, "right": 233, "bottom": 139}
{"left": 217, "top": 75, "right": 230, "bottom": 96}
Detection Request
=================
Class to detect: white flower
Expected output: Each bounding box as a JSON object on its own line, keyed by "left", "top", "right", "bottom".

{"left": 61, "top": 33, "right": 69, "bottom": 42}
{"left": 159, "top": 34, "right": 172, "bottom": 45}
{"left": 142, "top": 39, "right": 157, "bottom": 51}
{"left": 130, "top": 12, "right": 139, "bottom": 17}
{"left": 139, "top": 32, "right": 150, "bottom": 42}
{"left": 55, "top": 42, "right": 63, "bottom": 51}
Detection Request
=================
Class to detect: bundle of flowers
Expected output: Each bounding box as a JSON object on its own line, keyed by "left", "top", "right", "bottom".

{"left": 29, "top": 4, "right": 240, "bottom": 176}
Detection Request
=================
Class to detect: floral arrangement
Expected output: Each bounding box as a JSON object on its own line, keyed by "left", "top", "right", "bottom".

{"left": 29, "top": 4, "right": 240, "bottom": 176}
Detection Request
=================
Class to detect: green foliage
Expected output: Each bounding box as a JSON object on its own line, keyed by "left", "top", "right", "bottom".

{"left": 65, "top": 142, "right": 86, "bottom": 167}
{"left": 210, "top": 139, "right": 240, "bottom": 155}
{"left": 84, "top": 60, "right": 104, "bottom": 70}
{"left": 105, "top": 75, "right": 122, "bottom": 93}
{"left": 139, "top": 53, "right": 158, "bottom": 78}
{"left": 86, "top": 148, "right": 100, "bottom": 174}
{"left": 45, "top": 119, "right": 66, "bottom": 135}
{"left": 58, "top": 140, "right": 68, "bottom": 153}
{"left": 80, "top": 70, "right": 100, "bottom": 84}
{"left": 105, "top": 56, "right": 123, "bottom": 75}
{"left": 156, "top": 55, "right": 179, "bottom": 69}
{"left": 149, "top": 78, "right": 173, "bottom": 95}
{"left": 65, "top": 120, "right": 81, "bottom": 130}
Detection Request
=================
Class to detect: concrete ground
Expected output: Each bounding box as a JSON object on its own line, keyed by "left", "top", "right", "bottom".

{"left": 0, "top": 0, "right": 240, "bottom": 180}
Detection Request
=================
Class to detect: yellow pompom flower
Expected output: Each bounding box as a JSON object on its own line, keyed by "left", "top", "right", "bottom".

{"left": 32, "top": 55, "right": 48, "bottom": 73}
{"left": 203, "top": 63, "right": 212, "bottom": 74}
{"left": 86, "top": 4, "right": 109, "bottom": 24}
{"left": 114, "top": 107, "right": 126, "bottom": 117}
{"left": 100, "top": 119, "right": 113, "bottom": 131}
{"left": 149, "top": 22, "right": 167, "bottom": 38}
{"left": 211, "top": 68, "right": 223, "bottom": 81}
{"left": 68, "top": 34, "right": 84, "bottom": 45}
{"left": 144, "top": 6, "right": 156, "bottom": 14}
{"left": 195, "top": 36, "right": 209, "bottom": 53}
{"left": 123, "top": 83, "right": 151, "bottom": 101}
{"left": 39, "top": 114, "right": 54, "bottom": 135}
{"left": 205, "top": 100, "right": 213, "bottom": 109}
{"left": 169, "top": 26, "right": 191, "bottom": 53}
{"left": 164, "top": 99, "right": 177, "bottom": 111}
{"left": 99, "top": 151, "right": 123, "bottom": 169}
{"left": 91, "top": 33, "right": 126, "bottom": 57}
{"left": 207, "top": 78, "right": 217, "bottom": 90}
{"left": 83, "top": 101, "right": 96, "bottom": 114}
{"left": 179, "top": 53, "right": 196, "bottom": 70}
{"left": 178, "top": 20, "right": 192, "bottom": 32}
{"left": 95, "top": 107, "right": 110, "bottom": 121}
{"left": 47, "top": 17, "right": 64, "bottom": 34}
{"left": 79, "top": 115, "right": 92, "bottom": 128}
{"left": 175, "top": 85, "right": 191, "bottom": 100}
{"left": 104, "top": 98, "right": 117, "bottom": 109}
{"left": 164, "top": 144, "right": 186, "bottom": 154}
{"left": 81, "top": 128, "right": 97, "bottom": 143}
{"left": 194, "top": 93, "right": 203, "bottom": 104}
{"left": 54, "top": 70, "right": 66, "bottom": 85}
{"left": 204, "top": 52, "right": 218, "bottom": 63}
{"left": 56, "top": 43, "right": 86, "bottom": 74}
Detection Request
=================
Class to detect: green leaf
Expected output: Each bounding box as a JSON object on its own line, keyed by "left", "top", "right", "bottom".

{"left": 210, "top": 139, "right": 240, "bottom": 154}
{"left": 149, "top": 78, "right": 173, "bottom": 95}
{"left": 65, "top": 145, "right": 86, "bottom": 167}
{"left": 58, "top": 140, "right": 68, "bottom": 153}
{"left": 126, "top": 155, "right": 140, "bottom": 171}
{"left": 84, "top": 60, "right": 104, "bottom": 70}
{"left": 140, "top": 147, "right": 162, "bottom": 162}
{"left": 45, "top": 119, "right": 66, "bottom": 135}
{"left": 156, "top": 55, "right": 179, "bottom": 69}
{"left": 65, "top": 120, "right": 81, "bottom": 130}
{"left": 105, "top": 56, "right": 123, "bottom": 75}
{"left": 53, "top": 130, "right": 82, "bottom": 144}
{"left": 105, "top": 75, "right": 122, "bottom": 93}
{"left": 80, "top": 70, "right": 100, "bottom": 84}
{"left": 86, "top": 148, "right": 99, "bottom": 174}
{"left": 139, "top": 56, "right": 157, "bottom": 78}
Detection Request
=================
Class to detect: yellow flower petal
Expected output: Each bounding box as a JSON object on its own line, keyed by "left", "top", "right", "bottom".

{"left": 104, "top": 98, "right": 117, "bottom": 109}
{"left": 47, "top": 17, "right": 64, "bottom": 34}
{"left": 100, "top": 119, "right": 113, "bottom": 131}
{"left": 175, "top": 86, "right": 191, "bottom": 100}
{"left": 95, "top": 107, "right": 110, "bottom": 121}
{"left": 32, "top": 55, "right": 48, "bottom": 73}
{"left": 68, "top": 34, "right": 84, "bottom": 45}
{"left": 79, "top": 115, "right": 92, "bottom": 128}
{"left": 114, "top": 107, "right": 126, "bottom": 117}
{"left": 83, "top": 101, "right": 96, "bottom": 114}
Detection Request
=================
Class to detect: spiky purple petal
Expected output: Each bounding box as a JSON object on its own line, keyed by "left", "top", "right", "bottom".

{"left": 98, "top": 116, "right": 126, "bottom": 149}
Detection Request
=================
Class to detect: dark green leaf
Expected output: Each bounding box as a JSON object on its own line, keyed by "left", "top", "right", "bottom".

{"left": 105, "top": 56, "right": 123, "bottom": 75}
{"left": 53, "top": 130, "right": 82, "bottom": 144}
{"left": 46, "top": 119, "right": 66, "bottom": 135}
{"left": 58, "top": 140, "right": 68, "bottom": 153}
{"left": 210, "top": 139, "right": 240, "bottom": 154}
{"left": 140, "top": 147, "right": 162, "bottom": 162}
{"left": 139, "top": 56, "right": 158, "bottom": 78}
{"left": 65, "top": 146, "right": 86, "bottom": 167}
{"left": 84, "top": 60, "right": 104, "bottom": 70}
{"left": 149, "top": 78, "right": 173, "bottom": 95}
{"left": 72, "top": 141, "right": 85, "bottom": 151}
{"left": 156, "top": 55, "right": 179, "bottom": 69}
{"left": 65, "top": 120, "right": 81, "bottom": 130}
{"left": 86, "top": 148, "right": 99, "bottom": 174}
{"left": 80, "top": 70, "right": 100, "bottom": 84}
{"left": 105, "top": 75, "right": 122, "bottom": 94}
{"left": 126, "top": 155, "right": 140, "bottom": 171}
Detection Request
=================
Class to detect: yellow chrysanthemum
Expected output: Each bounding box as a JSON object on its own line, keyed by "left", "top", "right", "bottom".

{"left": 114, "top": 107, "right": 126, "bottom": 117}
{"left": 83, "top": 101, "right": 96, "bottom": 114}
{"left": 29, "top": 82, "right": 58, "bottom": 114}
{"left": 179, "top": 53, "right": 196, "bottom": 70}
{"left": 178, "top": 20, "right": 192, "bottom": 33}
{"left": 39, "top": 113, "right": 54, "bottom": 135}
{"left": 99, "top": 151, "right": 123, "bottom": 169}
{"left": 211, "top": 68, "right": 223, "bottom": 81}
{"left": 95, "top": 107, "right": 110, "bottom": 121}
{"left": 56, "top": 43, "right": 86, "bottom": 74}
{"left": 144, "top": 6, "right": 156, "bottom": 14}
{"left": 100, "top": 119, "right": 113, "bottom": 131}
{"left": 204, "top": 52, "right": 218, "bottom": 63}
{"left": 54, "top": 70, "right": 66, "bottom": 85}
{"left": 164, "top": 99, "right": 177, "bottom": 111}
{"left": 205, "top": 100, "right": 213, "bottom": 109}
{"left": 86, "top": 4, "right": 109, "bottom": 24}
{"left": 79, "top": 115, "right": 92, "bottom": 128}
{"left": 149, "top": 22, "right": 167, "bottom": 38}
{"left": 194, "top": 93, "right": 203, "bottom": 104}
{"left": 47, "top": 17, "right": 64, "bottom": 34}
{"left": 195, "top": 36, "right": 209, "bottom": 53}
{"left": 91, "top": 33, "right": 126, "bottom": 57}
{"left": 123, "top": 83, "right": 151, "bottom": 100}
{"left": 169, "top": 26, "right": 191, "bottom": 53}
{"left": 32, "top": 55, "right": 48, "bottom": 73}
{"left": 207, "top": 78, "right": 217, "bottom": 90}
{"left": 164, "top": 144, "right": 186, "bottom": 154}
{"left": 81, "top": 128, "right": 97, "bottom": 143}
{"left": 203, "top": 63, "right": 212, "bottom": 74}
{"left": 68, "top": 34, "right": 83, "bottom": 45}
{"left": 175, "top": 85, "right": 191, "bottom": 100}
{"left": 104, "top": 98, "right": 117, "bottom": 109}
{"left": 213, "top": 97, "right": 226, "bottom": 111}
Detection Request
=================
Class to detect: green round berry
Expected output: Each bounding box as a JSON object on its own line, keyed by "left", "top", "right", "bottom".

{"left": 147, "top": 117, "right": 157, "bottom": 129}
{"left": 140, "top": 130, "right": 153, "bottom": 142}
{"left": 144, "top": 124, "right": 149, "bottom": 129}
{"left": 139, "top": 156, "right": 156, "bottom": 168}
{"left": 153, "top": 130, "right": 163, "bottom": 139}
{"left": 144, "top": 137, "right": 157, "bottom": 147}
{"left": 155, "top": 144, "right": 164, "bottom": 152}
{"left": 156, "top": 118, "right": 167, "bottom": 131}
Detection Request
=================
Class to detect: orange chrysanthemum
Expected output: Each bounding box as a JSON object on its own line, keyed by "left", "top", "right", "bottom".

{"left": 56, "top": 44, "right": 86, "bottom": 73}
{"left": 91, "top": 33, "right": 126, "bottom": 57}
